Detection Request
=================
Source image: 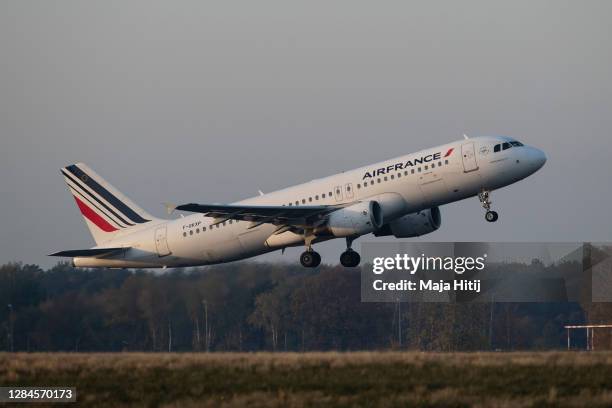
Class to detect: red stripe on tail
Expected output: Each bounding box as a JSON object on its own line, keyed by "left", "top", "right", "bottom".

{"left": 73, "top": 196, "right": 118, "bottom": 232}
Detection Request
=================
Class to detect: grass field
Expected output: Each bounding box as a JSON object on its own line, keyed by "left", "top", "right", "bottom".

{"left": 2, "top": 352, "right": 612, "bottom": 407}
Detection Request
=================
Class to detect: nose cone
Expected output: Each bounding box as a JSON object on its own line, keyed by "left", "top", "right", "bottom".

{"left": 528, "top": 147, "right": 547, "bottom": 172}
{"left": 523, "top": 146, "right": 546, "bottom": 175}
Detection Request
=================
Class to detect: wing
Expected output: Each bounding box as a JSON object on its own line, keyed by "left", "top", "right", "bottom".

{"left": 49, "top": 247, "right": 128, "bottom": 257}
{"left": 174, "top": 203, "right": 346, "bottom": 233}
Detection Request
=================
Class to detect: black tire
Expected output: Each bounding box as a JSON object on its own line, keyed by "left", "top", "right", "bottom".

{"left": 311, "top": 251, "right": 321, "bottom": 268}
{"left": 300, "top": 251, "right": 321, "bottom": 268}
{"left": 340, "top": 251, "right": 352, "bottom": 267}
{"left": 485, "top": 210, "right": 499, "bottom": 222}
{"left": 349, "top": 251, "right": 361, "bottom": 267}
{"left": 340, "top": 250, "right": 361, "bottom": 267}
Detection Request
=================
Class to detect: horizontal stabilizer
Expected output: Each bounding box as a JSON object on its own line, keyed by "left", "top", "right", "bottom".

{"left": 49, "top": 247, "right": 128, "bottom": 257}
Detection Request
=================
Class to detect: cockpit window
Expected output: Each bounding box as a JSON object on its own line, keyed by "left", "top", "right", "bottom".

{"left": 494, "top": 140, "right": 522, "bottom": 152}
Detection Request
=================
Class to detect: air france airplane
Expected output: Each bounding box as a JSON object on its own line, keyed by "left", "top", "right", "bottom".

{"left": 50, "top": 136, "right": 546, "bottom": 268}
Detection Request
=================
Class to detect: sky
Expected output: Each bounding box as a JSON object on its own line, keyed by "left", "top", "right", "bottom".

{"left": 1, "top": 1, "right": 611, "bottom": 268}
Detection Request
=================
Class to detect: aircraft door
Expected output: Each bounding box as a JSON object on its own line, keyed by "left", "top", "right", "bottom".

{"left": 154, "top": 226, "right": 171, "bottom": 257}
{"left": 334, "top": 185, "right": 343, "bottom": 202}
{"left": 344, "top": 183, "right": 354, "bottom": 200}
{"left": 461, "top": 142, "right": 479, "bottom": 172}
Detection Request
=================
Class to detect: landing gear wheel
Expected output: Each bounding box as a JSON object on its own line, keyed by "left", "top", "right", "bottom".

{"left": 311, "top": 251, "right": 321, "bottom": 267}
{"left": 485, "top": 210, "right": 498, "bottom": 222}
{"left": 300, "top": 251, "right": 321, "bottom": 268}
{"left": 479, "top": 190, "right": 498, "bottom": 223}
{"left": 340, "top": 250, "right": 361, "bottom": 267}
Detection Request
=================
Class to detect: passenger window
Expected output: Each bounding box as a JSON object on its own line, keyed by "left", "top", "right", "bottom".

{"left": 431, "top": 163, "right": 435, "bottom": 168}
{"left": 363, "top": 181, "right": 368, "bottom": 187}
{"left": 322, "top": 193, "right": 326, "bottom": 198}
{"left": 189, "top": 230, "right": 193, "bottom": 235}
{"left": 295, "top": 201, "right": 299, "bottom": 206}
{"left": 445, "top": 160, "right": 449, "bottom": 165}
{"left": 411, "top": 169, "right": 415, "bottom": 174}
{"left": 424, "top": 165, "right": 428, "bottom": 170}
{"left": 329, "top": 191, "right": 333, "bottom": 196}
{"left": 438, "top": 161, "right": 442, "bottom": 167}
{"left": 390, "top": 174, "right": 394, "bottom": 179}
{"left": 418, "top": 167, "right": 421, "bottom": 172}
{"left": 494, "top": 144, "right": 501, "bottom": 152}
{"left": 196, "top": 228, "right": 200, "bottom": 233}
{"left": 302, "top": 199, "right": 306, "bottom": 204}
{"left": 397, "top": 173, "right": 401, "bottom": 178}
{"left": 384, "top": 176, "right": 388, "bottom": 181}
{"left": 357, "top": 184, "right": 361, "bottom": 189}
{"left": 502, "top": 142, "right": 511, "bottom": 150}
{"left": 183, "top": 232, "right": 187, "bottom": 237}
{"left": 404, "top": 171, "right": 408, "bottom": 176}
{"left": 203, "top": 227, "right": 206, "bottom": 231}
{"left": 377, "top": 178, "right": 381, "bottom": 183}
{"left": 309, "top": 197, "right": 312, "bottom": 202}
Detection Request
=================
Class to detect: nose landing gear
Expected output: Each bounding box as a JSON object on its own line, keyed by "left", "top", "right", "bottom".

{"left": 479, "top": 190, "right": 499, "bottom": 222}
{"left": 485, "top": 210, "right": 498, "bottom": 222}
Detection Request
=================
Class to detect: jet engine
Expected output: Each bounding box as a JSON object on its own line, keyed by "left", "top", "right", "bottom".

{"left": 324, "top": 201, "right": 384, "bottom": 237}
{"left": 374, "top": 207, "right": 441, "bottom": 238}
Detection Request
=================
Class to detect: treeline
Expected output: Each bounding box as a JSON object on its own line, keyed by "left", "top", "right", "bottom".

{"left": 0, "top": 261, "right": 590, "bottom": 352}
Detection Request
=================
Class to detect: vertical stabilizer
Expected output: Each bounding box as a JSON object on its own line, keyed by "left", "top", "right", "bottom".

{"left": 60, "top": 162, "right": 158, "bottom": 245}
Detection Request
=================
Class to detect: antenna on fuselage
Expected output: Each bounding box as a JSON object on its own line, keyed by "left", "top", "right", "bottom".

{"left": 463, "top": 133, "right": 469, "bottom": 140}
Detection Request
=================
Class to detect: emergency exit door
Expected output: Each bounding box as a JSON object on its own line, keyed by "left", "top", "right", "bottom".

{"left": 344, "top": 183, "right": 354, "bottom": 199}
{"left": 334, "top": 185, "right": 343, "bottom": 202}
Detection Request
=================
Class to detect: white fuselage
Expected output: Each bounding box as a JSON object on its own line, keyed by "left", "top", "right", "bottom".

{"left": 73, "top": 136, "right": 546, "bottom": 268}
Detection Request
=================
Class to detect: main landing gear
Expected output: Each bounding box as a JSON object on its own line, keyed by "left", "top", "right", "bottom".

{"left": 478, "top": 189, "right": 499, "bottom": 222}
{"left": 340, "top": 237, "right": 361, "bottom": 267}
{"left": 299, "top": 236, "right": 362, "bottom": 268}
{"left": 300, "top": 250, "right": 321, "bottom": 268}
{"left": 300, "top": 232, "right": 321, "bottom": 268}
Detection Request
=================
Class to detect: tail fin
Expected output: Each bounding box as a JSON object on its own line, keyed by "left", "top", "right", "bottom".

{"left": 61, "top": 162, "right": 158, "bottom": 245}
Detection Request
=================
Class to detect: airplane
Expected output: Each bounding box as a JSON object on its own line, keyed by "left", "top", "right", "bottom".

{"left": 50, "top": 136, "right": 546, "bottom": 268}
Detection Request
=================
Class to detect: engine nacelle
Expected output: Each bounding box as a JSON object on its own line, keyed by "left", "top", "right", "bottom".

{"left": 375, "top": 207, "right": 441, "bottom": 238}
{"left": 325, "top": 201, "right": 384, "bottom": 238}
